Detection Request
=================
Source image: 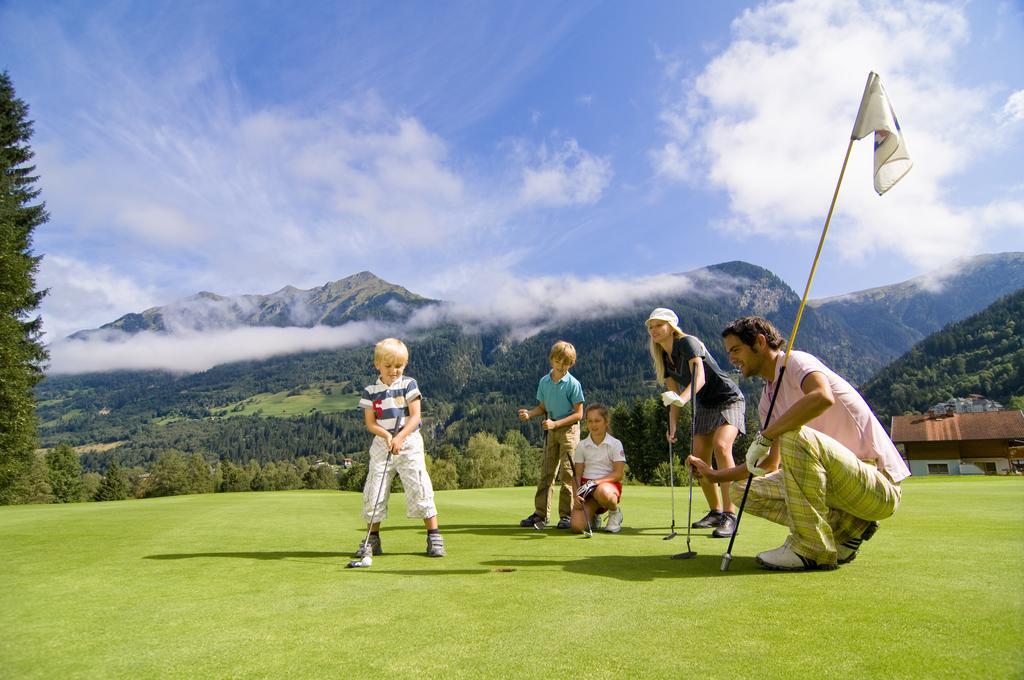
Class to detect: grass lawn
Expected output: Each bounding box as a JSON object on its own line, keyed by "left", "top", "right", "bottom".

{"left": 1, "top": 477, "right": 1022, "bottom": 679}
{"left": 209, "top": 384, "right": 360, "bottom": 418}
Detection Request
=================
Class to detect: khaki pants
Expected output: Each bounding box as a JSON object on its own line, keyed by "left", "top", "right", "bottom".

{"left": 735, "top": 426, "right": 901, "bottom": 566}
{"left": 533, "top": 423, "right": 579, "bottom": 521}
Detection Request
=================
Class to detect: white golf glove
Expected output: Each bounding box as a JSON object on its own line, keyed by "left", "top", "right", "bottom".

{"left": 746, "top": 433, "right": 773, "bottom": 477}
{"left": 576, "top": 479, "right": 598, "bottom": 500}
{"left": 661, "top": 391, "right": 686, "bottom": 408}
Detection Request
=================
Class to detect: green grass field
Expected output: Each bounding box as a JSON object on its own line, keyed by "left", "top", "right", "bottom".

{"left": 208, "top": 384, "right": 360, "bottom": 418}
{"left": 2, "top": 477, "right": 1022, "bottom": 679}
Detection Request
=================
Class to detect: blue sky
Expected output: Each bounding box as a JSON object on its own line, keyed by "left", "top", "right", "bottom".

{"left": 2, "top": 0, "right": 1023, "bottom": 372}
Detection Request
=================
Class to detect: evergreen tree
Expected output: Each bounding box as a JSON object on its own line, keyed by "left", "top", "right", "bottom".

{"left": 18, "top": 454, "right": 54, "bottom": 504}
{"left": 0, "top": 71, "right": 49, "bottom": 504}
{"left": 95, "top": 459, "right": 130, "bottom": 501}
{"left": 45, "top": 444, "right": 83, "bottom": 502}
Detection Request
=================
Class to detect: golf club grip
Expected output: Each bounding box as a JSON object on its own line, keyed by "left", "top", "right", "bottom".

{"left": 726, "top": 366, "right": 786, "bottom": 555}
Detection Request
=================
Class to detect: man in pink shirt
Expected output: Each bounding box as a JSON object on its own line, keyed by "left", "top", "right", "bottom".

{"left": 687, "top": 316, "right": 910, "bottom": 571}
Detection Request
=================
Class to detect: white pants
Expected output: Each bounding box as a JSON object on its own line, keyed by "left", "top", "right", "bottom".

{"left": 361, "top": 431, "right": 437, "bottom": 523}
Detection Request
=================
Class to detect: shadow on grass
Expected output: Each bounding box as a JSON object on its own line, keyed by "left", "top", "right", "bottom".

{"left": 377, "top": 523, "right": 710, "bottom": 539}
{"left": 144, "top": 551, "right": 350, "bottom": 561}
{"left": 369, "top": 553, "right": 773, "bottom": 580}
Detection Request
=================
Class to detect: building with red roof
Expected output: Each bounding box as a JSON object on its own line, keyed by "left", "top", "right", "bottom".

{"left": 891, "top": 410, "right": 1024, "bottom": 476}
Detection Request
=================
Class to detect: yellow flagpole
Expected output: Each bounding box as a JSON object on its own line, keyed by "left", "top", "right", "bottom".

{"left": 782, "top": 136, "right": 856, "bottom": 362}
{"left": 722, "top": 136, "right": 857, "bottom": 571}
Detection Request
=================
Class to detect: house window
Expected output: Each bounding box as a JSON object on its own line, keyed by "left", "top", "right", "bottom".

{"left": 927, "top": 463, "right": 949, "bottom": 475}
{"left": 980, "top": 462, "right": 997, "bottom": 475}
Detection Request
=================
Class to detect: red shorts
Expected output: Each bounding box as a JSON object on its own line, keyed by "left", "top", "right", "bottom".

{"left": 581, "top": 478, "right": 622, "bottom": 514}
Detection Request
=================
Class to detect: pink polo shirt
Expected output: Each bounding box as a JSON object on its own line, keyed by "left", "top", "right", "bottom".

{"left": 760, "top": 351, "right": 911, "bottom": 483}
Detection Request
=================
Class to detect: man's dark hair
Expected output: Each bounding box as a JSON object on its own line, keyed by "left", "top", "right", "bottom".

{"left": 722, "top": 316, "right": 785, "bottom": 350}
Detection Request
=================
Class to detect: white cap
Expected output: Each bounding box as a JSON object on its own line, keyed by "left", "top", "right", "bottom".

{"left": 646, "top": 307, "right": 682, "bottom": 335}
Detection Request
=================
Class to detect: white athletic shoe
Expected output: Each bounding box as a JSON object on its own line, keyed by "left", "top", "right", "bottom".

{"left": 755, "top": 543, "right": 832, "bottom": 571}
{"left": 604, "top": 508, "right": 623, "bottom": 533}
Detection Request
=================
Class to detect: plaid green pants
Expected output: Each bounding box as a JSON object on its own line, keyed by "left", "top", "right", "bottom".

{"left": 735, "top": 426, "right": 901, "bottom": 566}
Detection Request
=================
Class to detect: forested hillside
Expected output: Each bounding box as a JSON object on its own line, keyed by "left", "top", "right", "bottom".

{"left": 861, "top": 290, "right": 1024, "bottom": 420}
{"left": 809, "top": 252, "right": 1024, "bottom": 381}
{"left": 37, "top": 257, "right": 1023, "bottom": 483}
{"left": 40, "top": 261, "right": 831, "bottom": 473}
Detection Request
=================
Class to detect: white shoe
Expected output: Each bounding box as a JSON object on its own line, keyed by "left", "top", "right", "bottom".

{"left": 604, "top": 508, "right": 623, "bottom": 533}
{"left": 755, "top": 543, "right": 831, "bottom": 571}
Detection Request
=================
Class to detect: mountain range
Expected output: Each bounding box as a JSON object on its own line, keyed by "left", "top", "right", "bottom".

{"left": 37, "top": 252, "right": 1024, "bottom": 469}
{"left": 71, "top": 271, "right": 436, "bottom": 339}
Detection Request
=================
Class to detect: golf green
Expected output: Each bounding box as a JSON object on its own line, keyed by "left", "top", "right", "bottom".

{"left": 2, "top": 477, "right": 1021, "bottom": 678}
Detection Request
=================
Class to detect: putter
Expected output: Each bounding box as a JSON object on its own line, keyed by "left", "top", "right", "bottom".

{"left": 533, "top": 430, "right": 549, "bottom": 531}
{"left": 672, "top": 371, "right": 697, "bottom": 559}
{"left": 565, "top": 449, "right": 593, "bottom": 538}
{"left": 347, "top": 450, "right": 393, "bottom": 569}
{"left": 663, "top": 432, "right": 677, "bottom": 540}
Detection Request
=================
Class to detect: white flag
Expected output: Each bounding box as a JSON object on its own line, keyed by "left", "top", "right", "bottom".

{"left": 851, "top": 72, "right": 912, "bottom": 195}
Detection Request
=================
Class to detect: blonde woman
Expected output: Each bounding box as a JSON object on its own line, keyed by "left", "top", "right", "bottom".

{"left": 646, "top": 308, "right": 745, "bottom": 537}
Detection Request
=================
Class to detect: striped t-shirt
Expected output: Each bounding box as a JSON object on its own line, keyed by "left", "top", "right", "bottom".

{"left": 360, "top": 376, "right": 422, "bottom": 434}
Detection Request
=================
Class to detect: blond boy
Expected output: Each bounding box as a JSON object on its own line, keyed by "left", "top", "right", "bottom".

{"left": 354, "top": 338, "right": 445, "bottom": 558}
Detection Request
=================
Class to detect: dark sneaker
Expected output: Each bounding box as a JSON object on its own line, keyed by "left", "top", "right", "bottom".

{"left": 426, "top": 533, "right": 446, "bottom": 557}
{"left": 354, "top": 535, "right": 382, "bottom": 557}
{"left": 756, "top": 544, "right": 835, "bottom": 571}
{"left": 712, "top": 512, "right": 737, "bottom": 538}
{"left": 555, "top": 516, "right": 571, "bottom": 529}
{"left": 692, "top": 510, "right": 723, "bottom": 529}
{"left": 838, "top": 521, "right": 880, "bottom": 565}
{"left": 520, "top": 514, "right": 543, "bottom": 527}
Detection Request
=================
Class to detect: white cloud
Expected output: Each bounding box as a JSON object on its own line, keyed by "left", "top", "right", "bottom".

{"left": 519, "top": 139, "right": 613, "bottom": 207}
{"left": 37, "top": 255, "right": 160, "bottom": 341}
{"left": 412, "top": 269, "right": 735, "bottom": 339}
{"left": 651, "top": 0, "right": 1024, "bottom": 263}
{"left": 47, "top": 323, "right": 390, "bottom": 375}
{"left": 1003, "top": 90, "right": 1024, "bottom": 124}
{"left": 44, "top": 268, "right": 747, "bottom": 374}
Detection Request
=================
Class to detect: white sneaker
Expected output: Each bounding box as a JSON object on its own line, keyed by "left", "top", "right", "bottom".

{"left": 604, "top": 508, "right": 623, "bottom": 533}
{"left": 755, "top": 543, "right": 831, "bottom": 571}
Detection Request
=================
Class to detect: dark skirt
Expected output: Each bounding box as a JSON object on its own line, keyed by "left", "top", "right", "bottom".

{"left": 693, "top": 397, "right": 747, "bottom": 436}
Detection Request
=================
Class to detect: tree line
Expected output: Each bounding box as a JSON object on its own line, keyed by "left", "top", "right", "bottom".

{"left": 26, "top": 396, "right": 760, "bottom": 504}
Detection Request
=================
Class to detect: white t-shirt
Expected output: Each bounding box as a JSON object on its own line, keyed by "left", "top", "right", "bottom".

{"left": 760, "top": 351, "right": 911, "bottom": 483}
{"left": 575, "top": 433, "right": 626, "bottom": 479}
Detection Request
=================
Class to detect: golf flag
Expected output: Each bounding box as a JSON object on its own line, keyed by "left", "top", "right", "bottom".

{"left": 851, "top": 72, "right": 912, "bottom": 195}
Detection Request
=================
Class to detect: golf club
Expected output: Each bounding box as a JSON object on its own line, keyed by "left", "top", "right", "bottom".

{"left": 660, "top": 390, "right": 687, "bottom": 540}
{"left": 533, "top": 430, "right": 549, "bottom": 531}
{"left": 565, "top": 448, "right": 593, "bottom": 538}
{"left": 347, "top": 450, "right": 393, "bottom": 569}
{"left": 673, "top": 373, "right": 697, "bottom": 559}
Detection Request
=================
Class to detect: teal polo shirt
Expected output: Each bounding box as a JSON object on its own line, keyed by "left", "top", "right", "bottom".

{"left": 536, "top": 371, "right": 584, "bottom": 420}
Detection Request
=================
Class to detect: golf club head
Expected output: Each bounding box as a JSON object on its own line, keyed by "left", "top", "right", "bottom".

{"left": 671, "top": 550, "right": 697, "bottom": 560}
{"left": 720, "top": 552, "right": 732, "bottom": 572}
{"left": 663, "top": 531, "right": 678, "bottom": 541}
{"left": 346, "top": 555, "right": 372, "bottom": 569}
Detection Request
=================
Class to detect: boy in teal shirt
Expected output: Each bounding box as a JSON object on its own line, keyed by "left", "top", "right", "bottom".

{"left": 517, "top": 340, "right": 585, "bottom": 529}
